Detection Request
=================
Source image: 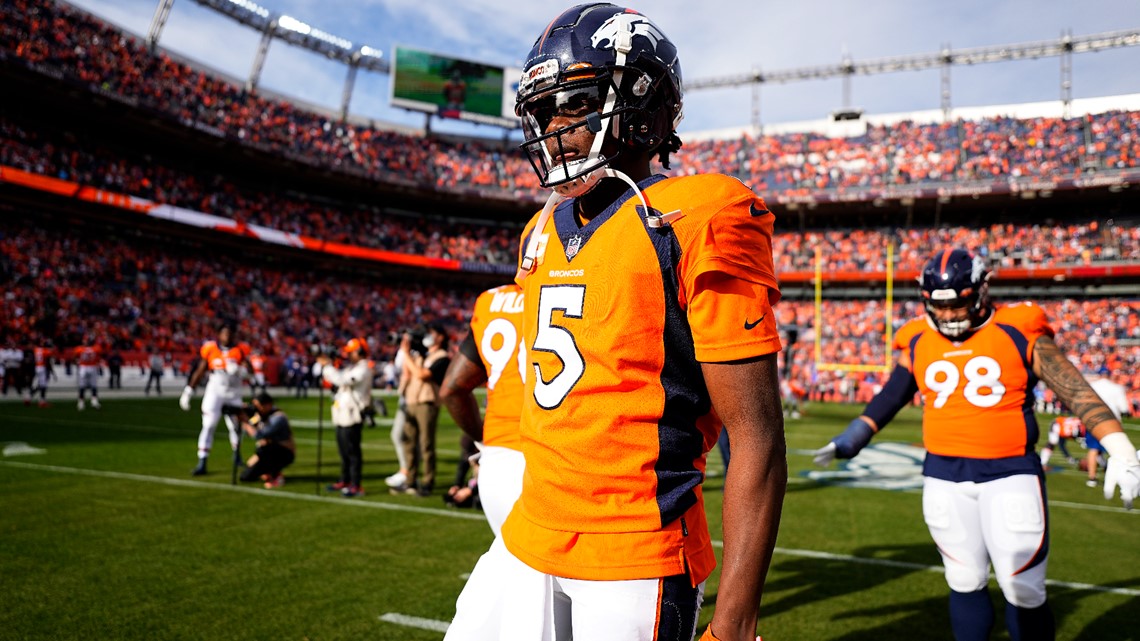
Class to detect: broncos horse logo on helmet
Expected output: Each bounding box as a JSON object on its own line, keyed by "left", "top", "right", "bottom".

{"left": 515, "top": 3, "right": 683, "bottom": 198}
{"left": 919, "top": 248, "right": 993, "bottom": 339}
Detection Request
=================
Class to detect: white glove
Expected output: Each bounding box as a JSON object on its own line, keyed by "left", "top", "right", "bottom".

{"left": 813, "top": 442, "right": 837, "bottom": 467}
{"left": 179, "top": 386, "right": 193, "bottom": 412}
{"left": 1100, "top": 431, "right": 1140, "bottom": 510}
{"left": 1104, "top": 456, "right": 1140, "bottom": 510}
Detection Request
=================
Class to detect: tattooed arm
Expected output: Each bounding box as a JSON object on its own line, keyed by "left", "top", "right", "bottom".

{"left": 1032, "top": 335, "right": 1122, "bottom": 440}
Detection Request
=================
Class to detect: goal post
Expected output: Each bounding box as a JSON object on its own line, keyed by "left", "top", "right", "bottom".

{"left": 813, "top": 242, "right": 894, "bottom": 374}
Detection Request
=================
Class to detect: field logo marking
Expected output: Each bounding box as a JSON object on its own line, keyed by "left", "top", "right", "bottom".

{"left": 803, "top": 442, "right": 926, "bottom": 491}
{"left": 3, "top": 442, "right": 47, "bottom": 457}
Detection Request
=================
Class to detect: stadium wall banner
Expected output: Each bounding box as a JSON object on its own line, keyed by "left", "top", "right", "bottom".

{"left": 1, "top": 163, "right": 1133, "bottom": 282}
{"left": 389, "top": 45, "right": 519, "bottom": 128}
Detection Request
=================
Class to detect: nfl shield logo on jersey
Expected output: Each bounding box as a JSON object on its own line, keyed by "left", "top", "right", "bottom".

{"left": 566, "top": 235, "right": 583, "bottom": 259}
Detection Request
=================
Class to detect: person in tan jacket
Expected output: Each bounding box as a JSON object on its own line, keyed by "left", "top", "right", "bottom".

{"left": 394, "top": 325, "right": 451, "bottom": 497}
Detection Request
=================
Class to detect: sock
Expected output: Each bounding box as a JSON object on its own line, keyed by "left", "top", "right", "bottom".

{"left": 1006, "top": 600, "right": 1054, "bottom": 641}
{"left": 949, "top": 589, "right": 994, "bottom": 641}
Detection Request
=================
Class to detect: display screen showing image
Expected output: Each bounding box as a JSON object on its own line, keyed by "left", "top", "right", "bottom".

{"left": 390, "top": 45, "right": 516, "bottom": 127}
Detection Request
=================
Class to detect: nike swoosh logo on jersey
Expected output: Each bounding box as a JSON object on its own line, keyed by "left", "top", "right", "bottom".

{"left": 749, "top": 203, "right": 770, "bottom": 217}
{"left": 745, "top": 314, "right": 767, "bottom": 330}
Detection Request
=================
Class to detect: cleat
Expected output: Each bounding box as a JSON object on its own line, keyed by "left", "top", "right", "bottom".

{"left": 264, "top": 475, "right": 285, "bottom": 489}
{"left": 77, "top": 399, "right": 86, "bottom": 411}
{"left": 37, "top": 401, "right": 50, "bottom": 408}
{"left": 388, "top": 482, "right": 417, "bottom": 496}
{"left": 90, "top": 398, "right": 101, "bottom": 410}
{"left": 326, "top": 481, "right": 348, "bottom": 492}
{"left": 1086, "top": 479, "right": 1098, "bottom": 488}
{"left": 384, "top": 471, "right": 407, "bottom": 488}
{"left": 191, "top": 460, "right": 208, "bottom": 476}
{"left": 342, "top": 485, "right": 364, "bottom": 498}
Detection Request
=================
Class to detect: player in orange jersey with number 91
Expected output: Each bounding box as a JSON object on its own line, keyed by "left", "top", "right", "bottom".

{"left": 814, "top": 248, "right": 1140, "bottom": 641}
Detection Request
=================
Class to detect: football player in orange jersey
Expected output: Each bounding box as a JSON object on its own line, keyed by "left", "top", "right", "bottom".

{"left": 814, "top": 249, "right": 1140, "bottom": 641}
{"left": 180, "top": 320, "right": 253, "bottom": 477}
{"left": 443, "top": 6, "right": 785, "bottom": 641}
{"left": 439, "top": 283, "right": 526, "bottom": 536}
{"left": 1039, "top": 416, "right": 1085, "bottom": 468}
{"left": 32, "top": 341, "right": 54, "bottom": 408}
{"left": 73, "top": 335, "right": 103, "bottom": 410}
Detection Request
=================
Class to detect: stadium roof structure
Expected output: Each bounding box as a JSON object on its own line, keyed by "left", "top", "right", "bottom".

{"left": 687, "top": 28, "right": 1140, "bottom": 129}
{"left": 148, "top": 0, "right": 387, "bottom": 118}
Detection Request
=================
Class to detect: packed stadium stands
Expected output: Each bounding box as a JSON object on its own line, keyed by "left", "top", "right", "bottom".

{"left": 0, "top": 0, "right": 1136, "bottom": 416}
{"left": 4, "top": 0, "right": 1140, "bottom": 206}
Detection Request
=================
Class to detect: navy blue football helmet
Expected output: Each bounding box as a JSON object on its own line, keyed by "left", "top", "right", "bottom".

{"left": 919, "top": 249, "right": 992, "bottom": 339}
{"left": 515, "top": 3, "right": 683, "bottom": 197}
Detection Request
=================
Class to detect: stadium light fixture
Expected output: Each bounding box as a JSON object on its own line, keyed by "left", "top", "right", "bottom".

{"left": 359, "top": 45, "right": 383, "bottom": 59}
{"left": 225, "top": 0, "right": 269, "bottom": 18}
{"left": 278, "top": 14, "right": 353, "bottom": 51}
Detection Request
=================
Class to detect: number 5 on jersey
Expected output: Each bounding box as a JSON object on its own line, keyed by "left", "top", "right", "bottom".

{"left": 532, "top": 285, "right": 586, "bottom": 409}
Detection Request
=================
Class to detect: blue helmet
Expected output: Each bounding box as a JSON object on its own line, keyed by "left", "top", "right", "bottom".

{"left": 515, "top": 4, "right": 683, "bottom": 197}
{"left": 919, "top": 249, "right": 992, "bottom": 339}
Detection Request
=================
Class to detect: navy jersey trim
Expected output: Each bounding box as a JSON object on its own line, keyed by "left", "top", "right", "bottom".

{"left": 555, "top": 174, "right": 667, "bottom": 262}
{"left": 996, "top": 323, "right": 1031, "bottom": 368}
{"left": 641, "top": 209, "right": 709, "bottom": 527}
{"left": 923, "top": 452, "right": 1043, "bottom": 483}
{"left": 908, "top": 331, "right": 924, "bottom": 369}
{"left": 656, "top": 573, "right": 702, "bottom": 641}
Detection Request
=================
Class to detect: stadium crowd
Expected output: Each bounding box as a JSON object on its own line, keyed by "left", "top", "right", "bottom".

{"left": 4, "top": 214, "right": 1137, "bottom": 412}
{"left": 4, "top": 0, "right": 1140, "bottom": 205}
{"left": 0, "top": 215, "right": 476, "bottom": 379}
{"left": 2, "top": 0, "right": 1137, "bottom": 414}
{"left": 2, "top": 114, "right": 1136, "bottom": 270}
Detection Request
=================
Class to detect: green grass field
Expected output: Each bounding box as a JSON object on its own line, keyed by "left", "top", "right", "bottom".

{"left": 1, "top": 397, "right": 1136, "bottom": 640}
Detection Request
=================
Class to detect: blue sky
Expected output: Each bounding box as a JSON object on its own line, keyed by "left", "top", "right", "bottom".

{"left": 69, "top": 0, "right": 1140, "bottom": 138}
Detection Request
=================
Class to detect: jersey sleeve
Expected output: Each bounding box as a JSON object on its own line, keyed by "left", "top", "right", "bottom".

{"left": 676, "top": 180, "right": 782, "bottom": 363}
{"left": 199, "top": 342, "right": 211, "bottom": 360}
{"left": 892, "top": 319, "right": 927, "bottom": 371}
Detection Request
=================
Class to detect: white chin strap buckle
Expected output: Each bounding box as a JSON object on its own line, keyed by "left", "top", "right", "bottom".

{"left": 645, "top": 209, "right": 683, "bottom": 228}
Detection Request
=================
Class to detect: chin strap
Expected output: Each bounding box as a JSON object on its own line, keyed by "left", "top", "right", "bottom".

{"left": 517, "top": 190, "right": 564, "bottom": 281}
{"left": 517, "top": 170, "right": 685, "bottom": 282}
{"left": 601, "top": 168, "right": 684, "bottom": 229}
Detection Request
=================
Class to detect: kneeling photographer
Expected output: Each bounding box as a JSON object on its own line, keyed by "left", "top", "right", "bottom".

{"left": 237, "top": 392, "right": 295, "bottom": 488}
{"left": 318, "top": 337, "right": 373, "bottom": 498}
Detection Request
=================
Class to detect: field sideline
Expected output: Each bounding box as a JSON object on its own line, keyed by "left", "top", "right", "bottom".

{"left": 1, "top": 396, "right": 1136, "bottom": 640}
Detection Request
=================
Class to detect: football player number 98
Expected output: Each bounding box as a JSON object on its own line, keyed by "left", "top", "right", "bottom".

{"left": 532, "top": 285, "right": 586, "bottom": 409}
{"left": 924, "top": 356, "right": 1006, "bottom": 409}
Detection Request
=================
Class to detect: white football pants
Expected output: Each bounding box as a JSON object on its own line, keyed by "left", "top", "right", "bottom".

{"left": 923, "top": 474, "right": 1049, "bottom": 608}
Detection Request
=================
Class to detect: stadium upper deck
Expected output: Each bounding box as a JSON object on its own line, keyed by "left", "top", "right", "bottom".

{"left": 4, "top": 0, "right": 1140, "bottom": 214}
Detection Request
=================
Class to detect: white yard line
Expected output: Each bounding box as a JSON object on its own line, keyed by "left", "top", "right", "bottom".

{"left": 3, "top": 460, "right": 1137, "bottom": 599}
{"left": 378, "top": 613, "right": 450, "bottom": 633}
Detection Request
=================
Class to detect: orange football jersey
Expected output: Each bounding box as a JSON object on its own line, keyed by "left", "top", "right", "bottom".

{"left": 895, "top": 302, "right": 1053, "bottom": 459}
{"left": 74, "top": 345, "right": 101, "bottom": 367}
{"left": 469, "top": 284, "right": 526, "bottom": 451}
{"left": 503, "top": 173, "right": 782, "bottom": 585}
{"left": 200, "top": 341, "right": 251, "bottom": 373}
{"left": 1051, "top": 416, "right": 1085, "bottom": 440}
{"left": 34, "top": 347, "right": 52, "bottom": 367}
